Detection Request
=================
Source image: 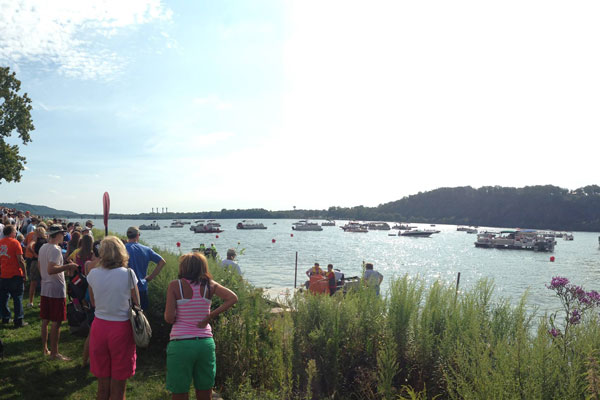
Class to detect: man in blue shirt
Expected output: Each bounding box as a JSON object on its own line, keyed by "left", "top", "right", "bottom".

{"left": 125, "top": 226, "right": 166, "bottom": 310}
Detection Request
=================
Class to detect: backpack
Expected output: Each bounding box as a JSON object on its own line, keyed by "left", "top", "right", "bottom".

{"left": 66, "top": 300, "right": 89, "bottom": 337}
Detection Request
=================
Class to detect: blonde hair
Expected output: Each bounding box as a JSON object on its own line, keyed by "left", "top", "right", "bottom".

{"left": 99, "top": 236, "right": 130, "bottom": 269}
{"left": 34, "top": 226, "right": 46, "bottom": 239}
{"left": 178, "top": 252, "right": 211, "bottom": 285}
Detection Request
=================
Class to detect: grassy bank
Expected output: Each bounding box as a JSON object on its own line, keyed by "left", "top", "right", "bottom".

{"left": 2, "top": 230, "right": 600, "bottom": 399}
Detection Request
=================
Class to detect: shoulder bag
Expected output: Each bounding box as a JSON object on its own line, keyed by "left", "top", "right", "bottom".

{"left": 128, "top": 268, "right": 152, "bottom": 348}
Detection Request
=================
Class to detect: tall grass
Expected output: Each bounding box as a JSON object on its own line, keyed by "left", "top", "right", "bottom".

{"left": 94, "top": 230, "right": 600, "bottom": 399}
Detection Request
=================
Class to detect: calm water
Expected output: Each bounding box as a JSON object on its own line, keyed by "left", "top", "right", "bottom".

{"left": 88, "top": 218, "right": 600, "bottom": 312}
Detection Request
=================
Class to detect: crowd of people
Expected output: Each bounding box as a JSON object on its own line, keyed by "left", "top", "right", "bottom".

{"left": 0, "top": 206, "right": 239, "bottom": 400}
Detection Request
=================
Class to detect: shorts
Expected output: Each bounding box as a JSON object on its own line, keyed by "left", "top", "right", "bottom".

{"left": 166, "top": 337, "right": 216, "bottom": 393}
{"left": 90, "top": 318, "right": 136, "bottom": 380}
{"left": 28, "top": 259, "right": 41, "bottom": 281}
{"left": 40, "top": 296, "right": 66, "bottom": 322}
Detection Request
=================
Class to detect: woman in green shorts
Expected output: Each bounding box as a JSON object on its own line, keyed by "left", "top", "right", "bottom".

{"left": 164, "top": 252, "right": 238, "bottom": 400}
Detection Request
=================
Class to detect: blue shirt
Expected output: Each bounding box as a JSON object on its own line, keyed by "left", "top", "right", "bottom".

{"left": 125, "top": 242, "right": 163, "bottom": 292}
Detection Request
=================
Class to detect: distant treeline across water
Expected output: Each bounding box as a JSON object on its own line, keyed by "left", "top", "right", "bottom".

{"left": 4, "top": 185, "right": 600, "bottom": 232}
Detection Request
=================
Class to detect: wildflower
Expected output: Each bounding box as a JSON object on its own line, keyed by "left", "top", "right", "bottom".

{"left": 548, "top": 328, "right": 560, "bottom": 337}
{"left": 548, "top": 276, "right": 569, "bottom": 289}
{"left": 569, "top": 309, "right": 581, "bottom": 325}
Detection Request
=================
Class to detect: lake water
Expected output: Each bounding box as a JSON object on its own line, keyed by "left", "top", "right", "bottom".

{"left": 87, "top": 218, "right": 600, "bottom": 312}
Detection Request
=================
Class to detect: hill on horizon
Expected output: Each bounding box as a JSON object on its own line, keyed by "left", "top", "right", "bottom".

{"left": 0, "top": 202, "right": 80, "bottom": 217}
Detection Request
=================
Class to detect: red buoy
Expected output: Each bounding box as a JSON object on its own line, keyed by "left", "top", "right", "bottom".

{"left": 290, "top": 234, "right": 294, "bottom": 237}
{"left": 550, "top": 256, "right": 555, "bottom": 262}
{"left": 176, "top": 242, "right": 181, "bottom": 248}
{"left": 272, "top": 239, "right": 276, "bottom": 243}
{"left": 216, "top": 235, "right": 219, "bottom": 239}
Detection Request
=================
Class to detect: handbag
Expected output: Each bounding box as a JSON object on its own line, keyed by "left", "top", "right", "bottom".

{"left": 128, "top": 268, "right": 152, "bottom": 348}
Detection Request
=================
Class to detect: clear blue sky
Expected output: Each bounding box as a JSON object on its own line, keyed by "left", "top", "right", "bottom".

{"left": 1, "top": 1, "right": 599, "bottom": 214}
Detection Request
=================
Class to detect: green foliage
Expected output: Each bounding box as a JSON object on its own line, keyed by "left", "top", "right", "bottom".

{"left": 0, "top": 66, "right": 35, "bottom": 184}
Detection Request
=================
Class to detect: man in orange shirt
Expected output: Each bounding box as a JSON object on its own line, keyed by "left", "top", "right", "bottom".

{"left": 0, "top": 225, "right": 28, "bottom": 327}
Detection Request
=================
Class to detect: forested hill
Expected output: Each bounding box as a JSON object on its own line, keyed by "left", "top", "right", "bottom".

{"left": 369, "top": 185, "right": 600, "bottom": 231}
{"left": 4, "top": 185, "right": 600, "bottom": 231}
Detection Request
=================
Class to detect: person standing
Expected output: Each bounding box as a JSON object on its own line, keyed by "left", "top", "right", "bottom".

{"left": 164, "top": 252, "right": 238, "bottom": 400}
{"left": 325, "top": 264, "right": 337, "bottom": 296}
{"left": 221, "top": 248, "right": 241, "bottom": 275}
{"left": 363, "top": 263, "right": 384, "bottom": 296}
{"left": 38, "top": 224, "right": 78, "bottom": 360}
{"left": 125, "top": 226, "right": 166, "bottom": 310}
{"left": 0, "top": 225, "right": 28, "bottom": 327}
{"left": 87, "top": 236, "right": 139, "bottom": 400}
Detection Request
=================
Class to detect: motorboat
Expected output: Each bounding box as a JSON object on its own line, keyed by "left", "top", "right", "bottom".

{"left": 474, "top": 230, "right": 555, "bottom": 252}
{"left": 340, "top": 222, "right": 368, "bottom": 233}
{"left": 563, "top": 233, "right": 574, "bottom": 241}
{"left": 236, "top": 220, "right": 267, "bottom": 229}
{"left": 392, "top": 223, "right": 415, "bottom": 230}
{"left": 292, "top": 220, "right": 323, "bottom": 231}
{"left": 190, "top": 222, "right": 223, "bottom": 233}
{"left": 399, "top": 229, "right": 435, "bottom": 237}
{"left": 321, "top": 220, "right": 336, "bottom": 227}
{"left": 457, "top": 225, "right": 478, "bottom": 232}
{"left": 170, "top": 220, "right": 185, "bottom": 228}
{"left": 466, "top": 228, "right": 478, "bottom": 234}
{"left": 139, "top": 221, "right": 160, "bottom": 230}
{"left": 367, "top": 222, "right": 391, "bottom": 231}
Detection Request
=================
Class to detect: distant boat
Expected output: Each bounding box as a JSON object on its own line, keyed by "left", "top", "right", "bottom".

{"left": 292, "top": 220, "right": 323, "bottom": 231}
{"left": 170, "top": 221, "right": 185, "bottom": 228}
{"left": 236, "top": 220, "right": 267, "bottom": 230}
{"left": 399, "top": 229, "right": 436, "bottom": 237}
{"left": 367, "top": 222, "right": 391, "bottom": 231}
{"left": 139, "top": 221, "right": 160, "bottom": 231}
{"left": 321, "top": 220, "right": 336, "bottom": 227}
{"left": 341, "top": 222, "right": 368, "bottom": 233}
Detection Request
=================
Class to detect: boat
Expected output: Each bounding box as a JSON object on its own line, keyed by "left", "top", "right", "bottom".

{"left": 236, "top": 220, "right": 267, "bottom": 230}
{"left": 367, "top": 222, "right": 391, "bottom": 231}
{"left": 474, "top": 230, "right": 555, "bottom": 252}
{"left": 292, "top": 220, "right": 323, "bottom": 231}
{"left": 399, "top": 229, "right": 436, "bottom": 237}
{"left": 139, "top": 221, "right": 160, "bottom": 230}
{"left": 170, "top": 220, "right": 185, "bottom": 228}
{"left": 466, "top": 228, "right": 478, "bottom": 234}
{"left": 457, "top": 226, "right": 478, "bottom": 232}
{"left": 321, "top": 220, "right": 336, "bottom": 227}
{"left": 190, "top": 221, "right": 223, "bottom": 233}
{"left": 340, "top": 222, "right": 368, "bottom": 233}
{"left": 392, "top": 223, "right": 415, "bottom": 230}
{"left": 563, "top": 233, "right": 574, "bottom": 241}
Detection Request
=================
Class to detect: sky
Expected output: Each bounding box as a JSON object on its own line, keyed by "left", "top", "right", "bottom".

{"left": 1, "top": 0, "right": 599, "bottom": 214}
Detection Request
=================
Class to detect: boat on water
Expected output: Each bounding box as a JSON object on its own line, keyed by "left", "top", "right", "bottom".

{"left": 236, "top": 220, "right": 267, "bottom": 229}
{"left": 367, "top": 222, "right": 391, "bottom": 231}
{"left": 466, "top": 228, "right": 478, "bottom": 234}
{"left": 392, "top": 223, "right": 415, "bottom": 230}
{"left": 190, "top": 221, "right": 223, "bottom": 233}
{"left": 341, "top": 222, "right": 368, "bottom": 233}
{"left": 139, "top": 221, "right": 160, "bottom": 230}
{"left": 563, "top": 233, "right": 574, "bottom": 241}
{"left": 170, "top": 220, "right": 185, "bottom": 228}
{"left": 457, "top": 225, "right": 478, "bottom": 232}
{"left": 474, "top": 230, "right": 555, "bottom": 252}
{"left": 399, "top": 229, "right": 436, "bottom": 237}
{"left": 321, "top": 220, "right": 336, "bottom": 227}
{"left": 292, "top": 220, "right": 323, "bottom": 231}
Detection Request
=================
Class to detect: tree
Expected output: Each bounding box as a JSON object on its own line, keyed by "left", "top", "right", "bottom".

{"left": 1, "top": 67, "right": 35, "bottom": 183}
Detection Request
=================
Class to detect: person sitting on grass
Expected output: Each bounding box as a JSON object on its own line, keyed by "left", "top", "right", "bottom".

{"left": 164, "top": 252, "right": 238, "bottom": 400}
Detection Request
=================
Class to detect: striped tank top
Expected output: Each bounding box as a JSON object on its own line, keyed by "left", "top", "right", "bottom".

{"left": 170, "top": 279, "right": 213, "bottom": 340}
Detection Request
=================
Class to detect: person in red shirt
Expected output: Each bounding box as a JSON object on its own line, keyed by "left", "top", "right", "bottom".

{"left": 0, "top": 225, "right": 28, "bottom": 327}
{"left": 325, "top": 264, "right": 337, "bottom": 296}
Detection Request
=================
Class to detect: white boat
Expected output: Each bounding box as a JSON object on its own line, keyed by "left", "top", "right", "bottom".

{"left": 474, "top": 230, "right": 555, "bottom": 252}
{"left": 341, "top": 222, "right": 368, "bottom": 233}
{"left": 563, "top": 233, "right": 574, "bottom": 241}
{"left": 236, "top": 220, "right": 267, "bottom": 230}
{"left": 399, "top": 229, "right": 435, "bottom": 237}
{"left": 139, "top": 221, "right": 160, "bottom": 230}
{"left": 321, "top": 220, "right": 336, "bottom": 227}
{"left": 457, "top": 225, "right": 478, "bottom": 232}
{"left": 367, "top": 222, "right": 391, "bottom": 231}
{"left": 190, "top": 222, "right": 223, "bottom": 233}
{"left": 392, "top": 223, "right": 415, "bottom": 230}
{"left": 466, "top": 228, "right": 478, "bottom": 234}
{"left": 292, "top": 220, "right": 323, "bottom": 231}
{"left": 170, "top": 220, "right": 185, "bottom": 228}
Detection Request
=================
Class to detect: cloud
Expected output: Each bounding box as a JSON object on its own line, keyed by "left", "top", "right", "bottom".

{"left": 0, "top": 0, "right": 172, "bottom": 80}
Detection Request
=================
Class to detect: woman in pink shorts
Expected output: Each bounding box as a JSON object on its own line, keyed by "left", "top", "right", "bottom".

{"left": 87, "top": 236, "right": 140, "bottom": 400}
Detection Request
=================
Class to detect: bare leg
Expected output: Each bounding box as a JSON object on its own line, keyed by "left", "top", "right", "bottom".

{"left": 41, "top": 319, "right": 50, "bottom": 355}
{"left": 28, "top": 280, "right": 37, "bottom": 305}
{"left": 110, "top": 378, "right": 128, "bottom": 400}
{"left": 196, "top": 389, "right": 212, "bottom": 400}
{"left": 97, "top": 377, "right": 110, "bottom": 400}
{"left": 49, "top": 321, "right": 70, "bottom": 360}
{"left": 83, "top": 334, "right": 90, "bottom": 365}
